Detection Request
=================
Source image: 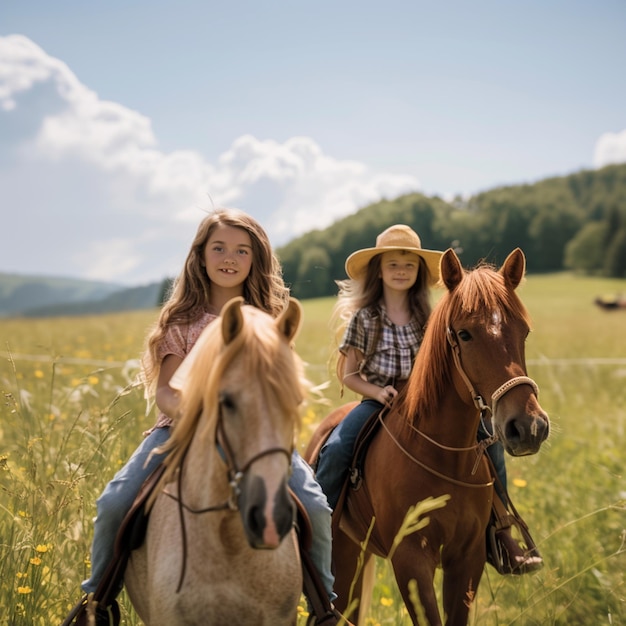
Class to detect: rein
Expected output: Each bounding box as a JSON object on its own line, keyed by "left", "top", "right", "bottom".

{"left": 163, "top": 407, "right": 293, "bottom": 593}
{"left": 378, "top": 410, "right": 494, "bottom": 488}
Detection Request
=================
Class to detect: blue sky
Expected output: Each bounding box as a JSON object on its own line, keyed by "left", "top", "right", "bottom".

{"left": 1, "top": 0, "right": 625, "bottom": 285}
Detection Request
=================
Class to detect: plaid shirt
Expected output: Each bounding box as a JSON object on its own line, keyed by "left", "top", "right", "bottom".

{"left": 339, "top": 303, "right": 424, "bottom": 388}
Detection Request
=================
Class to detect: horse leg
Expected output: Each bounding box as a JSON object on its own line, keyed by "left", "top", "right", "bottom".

{"left": 441, "top": 546, "right": 485, "bottom": 626}
{"left": 331, "top": 529, "right": 370, "bottom": 624}
{"left": 391, "top": 548, "right": 442, "bottom": 626}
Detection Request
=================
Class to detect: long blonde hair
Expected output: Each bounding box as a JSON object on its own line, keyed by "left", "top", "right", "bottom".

{"left": 141, "top": 208, "right": 289, "bottom": 397}
{"left": 331, "top": 254, "right": 433, "bottom": 383}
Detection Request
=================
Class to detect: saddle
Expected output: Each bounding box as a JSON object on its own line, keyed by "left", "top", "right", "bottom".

{"left": 61, "top": 465, "right": 334, "bottom": 626}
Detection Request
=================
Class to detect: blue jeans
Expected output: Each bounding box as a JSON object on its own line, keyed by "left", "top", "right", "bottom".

{"left": 315, "top": 399, "right": 382, "bottom": 510}
{"left": 82, "top": 429, "right": 335, "bottom": 602}
{"left": 289, "top": 451, "right": 335, "bottom": 602}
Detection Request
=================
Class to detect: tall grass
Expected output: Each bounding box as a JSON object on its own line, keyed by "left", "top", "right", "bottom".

{"left": 1, "top": 274, "right": 625, "bottom": 625}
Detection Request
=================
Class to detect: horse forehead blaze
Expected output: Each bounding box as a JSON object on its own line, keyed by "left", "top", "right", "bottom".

{"left": 488, "top": 309, "right": 503, "bottom": 336}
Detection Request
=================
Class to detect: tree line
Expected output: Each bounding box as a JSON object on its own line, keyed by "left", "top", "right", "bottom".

{"left": 277, "top": 163, "right": 626, "bottom": 300}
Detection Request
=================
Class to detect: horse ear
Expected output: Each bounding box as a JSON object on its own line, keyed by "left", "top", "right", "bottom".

{"left": 221, "top": 296, "right": 245, "bottom": 345}
{"left": 277, "top": 297, "right": 302, "bottom": 343}
{"left": 500, "top": 248, "right": 526, "bottom": 290}
{"left": 440, "top": 248, "right": 464, "bottom": 291}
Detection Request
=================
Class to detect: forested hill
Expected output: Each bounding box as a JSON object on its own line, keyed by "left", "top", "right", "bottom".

{"left": 278, "top": 163, "right": 626, "bottom": 300}
{"left": 2, "top": 163, "right": 625, "bottom": 316}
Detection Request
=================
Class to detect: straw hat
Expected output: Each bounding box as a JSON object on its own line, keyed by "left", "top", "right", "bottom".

{"left": 345, "top": 224, "right": 443, "bottom": 285}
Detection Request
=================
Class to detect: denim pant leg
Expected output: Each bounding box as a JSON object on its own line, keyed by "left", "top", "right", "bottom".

{"left": 477, "top": 420, "right": 508, "bottom": 504}
{"left": 82, "top": 427, "right": 171, "bottom": 594}
{"left": 315, "top": 400, "right": 382, "bottom": 510}
{"left": 289, "top": 451, "right": 335, "bottom": 602}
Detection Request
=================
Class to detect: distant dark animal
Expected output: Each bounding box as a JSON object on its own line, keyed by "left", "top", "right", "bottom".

{"left": 594, "top": 295, "right": 626, "bottom": 310}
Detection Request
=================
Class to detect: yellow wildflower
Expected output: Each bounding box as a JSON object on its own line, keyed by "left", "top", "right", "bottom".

{"left": 17, "top": 586, "right": 32, "bottom": 594}
{"left": 88, "top": 375, "right": 99, "bottom": 385}
{"left": 35, "top": 544, "right": 49, "bottom": 553}
{"left": 28, "top": 437, "right": 42, "bottom": 451}
{"left": 380, "top": 596, "right": 394, "bottom": 607}
{"left": 30, "top": 557, "right": 42, "bottom": 566}
{"left": 512, "top": 478, "right": 527, "bottom": 488}
{"left": 34, "top": 369, "right": 45, "bottom": 379}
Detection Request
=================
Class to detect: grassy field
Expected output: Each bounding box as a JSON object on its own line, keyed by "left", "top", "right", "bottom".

{"left": 1, "top": 271, "right": 625, "bottom": 625}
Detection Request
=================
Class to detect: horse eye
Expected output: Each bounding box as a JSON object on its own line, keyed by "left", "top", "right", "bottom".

{"left": 219, "top": 393, "right": 236, "bottom": 412}
{"left": 457, "top": 330, "right": 472, "bottom": 342}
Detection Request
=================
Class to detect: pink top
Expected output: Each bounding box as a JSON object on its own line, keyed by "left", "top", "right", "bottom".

{"left": 149, "top": 311, "right": 217, "bottom": 431}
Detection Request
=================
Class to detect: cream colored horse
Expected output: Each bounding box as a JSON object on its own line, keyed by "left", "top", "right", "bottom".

{"left": 125, "top": 297, "right": 307, "bottom": 625}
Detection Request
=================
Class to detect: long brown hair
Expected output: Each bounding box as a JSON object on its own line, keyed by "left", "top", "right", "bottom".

{"left": 141, "top": 208, "right": 289, "bottom": 396}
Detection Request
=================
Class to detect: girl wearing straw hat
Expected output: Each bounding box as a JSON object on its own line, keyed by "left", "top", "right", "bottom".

{"left": 315, "top": 224, "right": 442, "bottom": 510}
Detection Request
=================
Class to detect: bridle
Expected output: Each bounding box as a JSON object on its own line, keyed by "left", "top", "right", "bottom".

{"left": 163, "top": 404, "right": 293, "bottom": 592}
{"left": 377, "top": 325, "right": 540, "bottom": 488}
{"left": 445, "top": 326, "right": 539, "bottom": 434}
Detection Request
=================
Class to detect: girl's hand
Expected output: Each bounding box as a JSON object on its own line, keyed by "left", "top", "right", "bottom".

{"left": 377, "top": 385, "right": 397, "bottom": 407}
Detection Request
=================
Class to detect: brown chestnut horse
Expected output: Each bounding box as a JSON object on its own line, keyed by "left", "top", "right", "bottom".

{"left": 125, "top": 298, "right": 307, "bottom": 626}
{"left": 306, "top": 248, "right": 550, "bottom": 626}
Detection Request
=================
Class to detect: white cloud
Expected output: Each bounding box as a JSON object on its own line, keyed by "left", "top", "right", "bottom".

{"left": 74, "top": 238, "right": 142, "bottom": 282}
{"left": 210, "top": 135, "right": 420, "bottom": 241}
{"left": 593, "top": 129, "right": 626, "bottom": 168}
{"left": 0, "top": 34, "right": 421, "bottom": 284}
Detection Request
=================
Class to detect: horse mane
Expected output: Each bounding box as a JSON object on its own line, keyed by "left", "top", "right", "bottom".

{"left": 149, "top": 305, "right": 309, "bottom": 505}
{"left": 403, "top": 262, "right": 532, "bottom": 422}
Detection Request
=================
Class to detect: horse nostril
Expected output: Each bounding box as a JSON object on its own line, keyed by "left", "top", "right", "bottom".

{"left": 246, "top": 504, "right": 266, "bottom": 540}
{"left": 274, "top": 487, "right": 296, "bottom": 538}
{"left": 504, "top": 419, "right": 523, "bottom": 444}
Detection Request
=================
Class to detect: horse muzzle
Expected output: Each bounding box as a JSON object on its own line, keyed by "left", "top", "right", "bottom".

{"left": 491, "top": 376, "right": 550, "bottom": 456}
{"left": 497, "top": 409, "right": 550, "bottom": 456}
{"left": 239, "top": 473, "right": 295, "bottom": 549}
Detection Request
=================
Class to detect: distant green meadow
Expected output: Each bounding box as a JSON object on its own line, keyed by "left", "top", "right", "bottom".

{"left": 1, "top": 272, "right": 625, "bottom": 625}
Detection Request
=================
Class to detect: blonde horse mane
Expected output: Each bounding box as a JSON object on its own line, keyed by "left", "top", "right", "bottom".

{"left": 403, "top": 261, "right": 532, "bottom": 422}
{"left": 150, "top": 303, "right": 309, "bottom": 506}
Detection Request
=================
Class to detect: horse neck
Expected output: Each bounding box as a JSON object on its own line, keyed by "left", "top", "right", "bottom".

{"left": 179, "top": 422, "right": 230, "bottom": 509}
{"left": 406, "top": 366, "right": 483, "bottom": 450}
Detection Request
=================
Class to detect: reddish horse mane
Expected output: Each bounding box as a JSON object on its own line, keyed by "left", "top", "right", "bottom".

{"left": 403, "top": 261, "right": 532, "bottom": 423}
